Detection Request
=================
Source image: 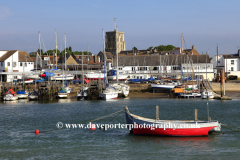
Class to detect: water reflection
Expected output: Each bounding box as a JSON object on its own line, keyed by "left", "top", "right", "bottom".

{"left": 129, "top": 135, "right": 211, "bottom": 148}
{"left": 58, "top": 98, "right": 73, "bottom": 103}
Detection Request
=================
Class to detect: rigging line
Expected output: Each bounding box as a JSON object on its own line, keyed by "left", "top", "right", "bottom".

{"left": 57, "top": 32, "right": 62, "bottom": 52}
{"left": 183, "top": 37, "right": 187, "bottom": 50}
{"left": 174, "top": 35, "right": 181, "bottom": 47}
{"left": 31, "top": 35, "right": 38, "bottom": 52}
{"left": 40, "top": 36, "right": 48, "bottom": 54}
{"left": 49, "top": 34, "right": 55, "bottom": 51}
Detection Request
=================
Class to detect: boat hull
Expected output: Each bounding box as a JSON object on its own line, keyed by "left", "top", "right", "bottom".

{"left": 58, "top": 93, "right": 68, "bottom": 98}
{"left": 3, "top": 95, "right": 18, "bottom": 101}
{"left": 28, "top": 95, "right": 38, "bottom": 100}
{"left": 132, "top": 124, "right": 215, "bottom": 136}
{"left": 125, "top": 107, "right": 221, "bottom": 136}
{"left": 151, "top": 83, "right": 177, "bottom": 89}
{"left": 17, "top": 94, "right": 28, "bottom": 99}
{"left": 99, "top": 92, "right": 118, "bottom": 100}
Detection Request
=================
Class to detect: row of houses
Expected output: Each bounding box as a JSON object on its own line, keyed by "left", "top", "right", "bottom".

{"left": 1, "top": 45, "right": 239, "bottom": 82}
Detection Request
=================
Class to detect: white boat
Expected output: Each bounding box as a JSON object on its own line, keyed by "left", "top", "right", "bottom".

{"left": 109, "top": 83, "right": 130, "bottom": 97}
{"left": 151, "top": 80, "right": 181, "bottom": 89}
{"left": 25, "top": 74, "right": 40, "bottom": 80}
{"left": 3, "top": 89, "right": 18, "bottom": 101}
{"left": 77, "top": 86, "right": 89, "bottom": 100}
{"left": 25, "top": 79, "right": 34, "bottom": 84}
{"left": 99, "top": 86, "right": 118, "bottom": 100}
{"left": 64, "top": 87, "right": 72, "bottom": 93}
{"left": 125, "top": 107, "right": 221, "bottom": 136}
{"left": 85, "top": 71, "right": 105, "bottom": 80}
{"left": 201, "top": 90, "right": 214, "bottom": 99}
{"left": 107, "top": 70, "right": 128, "bottom": 81}
{"left": 180, "top": 92, "right": 201, "bottom": 98}
{"left": 4, "top": 94, "right": 18, "bottom": 101}
{"left": 51, "top": 73, "right": 74, "bottom": 80}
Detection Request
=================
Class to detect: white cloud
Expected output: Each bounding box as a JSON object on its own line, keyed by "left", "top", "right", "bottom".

{"left": 0, "top": 6, "right": 13, "bottom": 19}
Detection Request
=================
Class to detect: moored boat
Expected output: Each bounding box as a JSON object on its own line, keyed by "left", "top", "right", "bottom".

{"left": 151, "top": 79, "right": 181, "bottom": 89}
{"left": 99, "top": 86, "right": 118, "bottom": 100}
{"left": 3, "top": 89, "right": 18, "bottom": 101}
{"left": 85, "top": 71, "right": 105, "bottom": 80}
{"left": 57, "top": 87, "right": 68, "bottom": 98}
{"left": 28, "top": 90, "right": 38, "bottom": 100}
{"left": 77, "top": 86, "right": 89, "bottom": 100}
{"left": 180, "top": 92, "right": 201, "bottom": 98}
{"left": 201, "top": 90, "right": 214, "bottom": 99}
{"left": 64, "top": 86, "right": 72, "bottom": 93}
{"left": 16, "top": 90, "right": 29, "bottom": 99}
{"left": 107, "top": 70, "right": 128, "bottom": 81}
{"left": 109, "top": 83, "right": 130, "bottom": 97}
{"left": 125, "top": 107, "right": 221, "bottom": 136}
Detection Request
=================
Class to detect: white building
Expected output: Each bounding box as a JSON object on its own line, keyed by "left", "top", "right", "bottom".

{"left": 113, "top": 54, "right": 214, "bottom": 80}
{"left": 211, "top": 49, "right": 240, "bottom": 77}
{"left": 0, "top": 50, "right": 34, "bottom": 82}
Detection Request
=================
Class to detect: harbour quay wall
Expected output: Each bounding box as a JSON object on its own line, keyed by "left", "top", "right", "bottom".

{"left": 212, "top": 82, "right": 240, "bottom": 91}
{"left": 129, "top": 83, "right": 152, "bottom": 92}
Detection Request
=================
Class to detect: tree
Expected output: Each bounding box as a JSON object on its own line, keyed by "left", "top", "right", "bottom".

{"left": 132, "top": 46, "right": 138, "bottom": 52}
{"left": 147, "top": 46, "right": 153, "bottom": 51}
{"left": 69, "top": 46, "right": 72, "bottom": 52}
{"left": 154, "top": 45, "right": 175, "bottom": 51}
{"left": 29, "top": 52, "right": 36, "bottom": 57}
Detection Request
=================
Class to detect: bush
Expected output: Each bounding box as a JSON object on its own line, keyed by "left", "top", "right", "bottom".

{"left": 228, "top": 75, "right": 238, "bottom": 80}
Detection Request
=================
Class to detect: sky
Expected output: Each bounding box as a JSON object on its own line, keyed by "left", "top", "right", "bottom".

{"left": 0, "top": 0, "right": 240, "bottom": 57}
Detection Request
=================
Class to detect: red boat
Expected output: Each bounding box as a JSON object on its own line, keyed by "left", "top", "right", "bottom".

{"left": 39, "top": 74, "right": 46, "bottom": 77}
{"left": 125, "top": 107, "right": 221, "bottom": 136}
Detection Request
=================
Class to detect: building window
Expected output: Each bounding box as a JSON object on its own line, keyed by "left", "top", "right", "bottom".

{"left": 20, "top": 62, "right": 22, "bottom": 66}
{"left": 231, "top": 67, "right": 234, "bottom": 71}
{"left": 25, "top": 62, "right": 27, "bottom": 67}
{"left": 14, "top": 76, "right": 17, "bottom": 79}
{"left": 231, "top": 60, "right": 234, "bottom": 65}
{"left": 13, "top": 62, "right": 16, "bottom": 67}
{"left": 7, "top": 62, "right": 10, "bottom": 66}
{"left": 218, "top": 61, "right": 220, "bottom": 63}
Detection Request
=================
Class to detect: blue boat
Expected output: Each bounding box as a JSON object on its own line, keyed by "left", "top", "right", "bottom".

{"left": 17, "top": 90, "right": 28, "bottom": 99}
{"left": 28, "top": 90, "right": 38, "bottom": 100}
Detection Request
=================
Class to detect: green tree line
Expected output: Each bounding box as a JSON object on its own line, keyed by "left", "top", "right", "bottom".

{"left": 132, "top": 45, "right": 175, "bottom": 52}
{"left": 29, "top": 46, "right": 92, "bottom": 57}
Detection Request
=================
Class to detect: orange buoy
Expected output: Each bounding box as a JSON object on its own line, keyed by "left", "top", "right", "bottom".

{"left": 35, "top": 130, "right": 39, "bottom": 134}
{"left": 90, "top": 124, "right": 95, "bottom": 130}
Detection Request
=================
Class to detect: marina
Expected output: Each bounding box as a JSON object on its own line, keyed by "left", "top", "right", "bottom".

{"left": 1, "top": 0, "right": 240, "bottom": 159}
{"left": 0, "top": 98, "right": 240, "bottom": 159}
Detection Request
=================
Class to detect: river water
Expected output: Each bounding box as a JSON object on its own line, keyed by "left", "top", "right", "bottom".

{"left": 0, "top": 98, "right": 239, "bottom": 159}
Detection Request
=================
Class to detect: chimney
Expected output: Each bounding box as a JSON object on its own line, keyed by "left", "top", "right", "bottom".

{"left": 238, "top": 49, "right": 240, "bottom": 57}
{"left": 192, "top": 45, "right": 195, "bottom": 50}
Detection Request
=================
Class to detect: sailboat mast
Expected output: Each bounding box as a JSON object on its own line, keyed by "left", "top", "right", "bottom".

{"left": 55, "top": 30, "right": 57, "bottom": 68}
{"left": 116, "top": 26, "right": 119, "bottom": 82}
{"left": 103, "top": 29, "right": 106, "bottom": 89}
{"left": 63, "top": 33, "right": 66, "bottom": 87}
{"left": 39, "top": 32, "right": 42, "bottom": 68}
{"left": 87, "top": 44, "right": 89, "bottom": 85}
{"left": 181, "top": 34, "right": 183, "bottom": 80}
{"left": 81, "top": 48, "right": 84, "bottom": 87}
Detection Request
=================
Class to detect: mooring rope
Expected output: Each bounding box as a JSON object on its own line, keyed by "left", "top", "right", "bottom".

{"left": 81, "top": 109, "right": 125, "bottom": 125}
{"left": 22, "top": 108, "right": 125, "bottom": 134}
{"left": 222, "top": 124, "right": 240, "bottom": 132}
